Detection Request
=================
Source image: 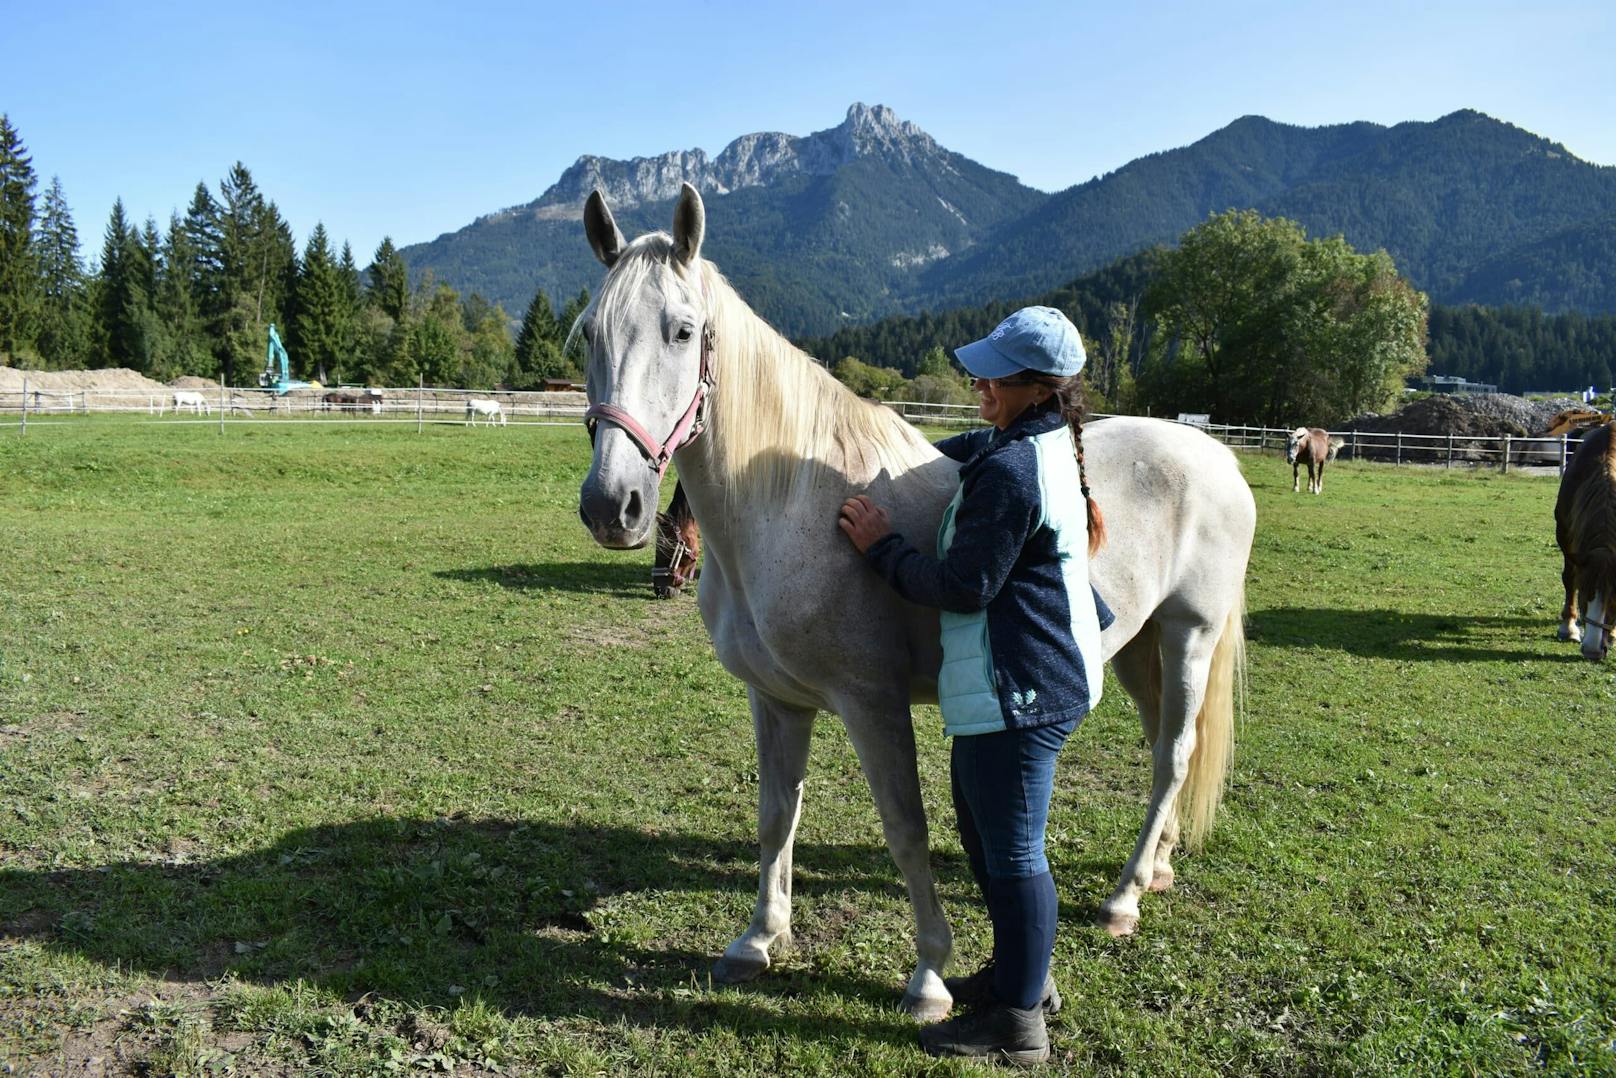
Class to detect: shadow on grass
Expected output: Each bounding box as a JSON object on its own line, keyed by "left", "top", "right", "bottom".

{"left": 0, "top": 818, "right": 940, "bottom": 1048}
{"left": 1248, "top": 607, "right": 1572, "bottom": 663}
{"left": 436, "top": 562, "right": 650, "bottom": 598}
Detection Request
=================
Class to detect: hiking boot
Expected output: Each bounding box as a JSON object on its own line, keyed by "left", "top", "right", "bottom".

{"left": 919, "top": 999, "right": 1050, "bottom": 1066}
{"left": 944, "top": 960, "right": 1062, "bottom": 1015}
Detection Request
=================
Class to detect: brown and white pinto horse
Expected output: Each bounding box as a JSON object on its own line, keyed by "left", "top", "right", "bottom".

{"left": 652, "top": 481, "right": 701, "bottom": 598}
{"left": 1555, "top": 420, "right": 1616, "bottom": 660}
{"left": 1286, "top": 426, "right": 1341, "bottom": 494}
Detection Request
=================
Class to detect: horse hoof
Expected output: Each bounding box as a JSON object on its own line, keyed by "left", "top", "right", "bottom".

{"left": 712, "top": 953, "right": 769, "bottom": 984}
{"left": 1148, "top": 868, "right": 1175, "bottom": 893}
{"left": 900, "top": 990, "right": 952, "bottom": 1024}
{"left": 1097, "top": 909, "right": 1139, "bottom": 937}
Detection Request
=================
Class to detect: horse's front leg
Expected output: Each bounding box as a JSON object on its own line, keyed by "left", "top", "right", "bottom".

{"left": 713, "top": 688, "right": 815, "bottom": 983}
{"left": 1559, "top": 550, "right": 1582, "bottom": 643}
{"left": 839, "top": 699, "right": 952, "bottom": 1022}
{"left": 1292, "top": 461, "right": 1301, "bottom": 493}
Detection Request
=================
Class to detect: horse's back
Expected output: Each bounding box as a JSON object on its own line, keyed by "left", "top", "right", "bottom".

{"left": 1558, "top": 422, "right": 1615, "bottom": 530}
{"left": 1083, "top": 417, "right": 1255, "bottom": 652}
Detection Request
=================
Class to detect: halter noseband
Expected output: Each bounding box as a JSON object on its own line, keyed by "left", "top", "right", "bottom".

{"left": 583, "top": 324, "right": 716, "bottom": 480}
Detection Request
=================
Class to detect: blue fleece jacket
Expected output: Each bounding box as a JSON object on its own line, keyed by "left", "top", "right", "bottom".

{"left": 864, "top": 408, "right": 1113, "bottom": 735}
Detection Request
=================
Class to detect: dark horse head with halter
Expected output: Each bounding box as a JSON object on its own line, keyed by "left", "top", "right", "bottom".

{"left": 652, "top": 481, "right": 702, "bottom": 598}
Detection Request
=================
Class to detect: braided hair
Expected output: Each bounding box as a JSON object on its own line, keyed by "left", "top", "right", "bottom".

{"left": 1025, "top": 373, "right": 1107, "bottom": 555}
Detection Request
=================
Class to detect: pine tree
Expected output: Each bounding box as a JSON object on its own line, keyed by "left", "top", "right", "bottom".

{"left": 513, "top": 288, "right": 565, "bottom": 386}
{"left": 336, "top": 241, "right": 363, "bottom": 382}
{"left": 93, "top": 199, "right": 148, "bottom": 370}
{"left": 368, "top": 237, "right": 409, "bottom": 323}
{"left": 293, "top": 224, "right": 344, "bottom": 384}
{"left": 0, "top": 113, "right": 41, "bottom": 359}
{"left": 156, "top": 212, "right": 213, "bottom": 378}
{"left": 33, "top": 176, "right": 88, "bottom": 369}
{"left": 215, "top": 164, "right": 261, "bottom": 381}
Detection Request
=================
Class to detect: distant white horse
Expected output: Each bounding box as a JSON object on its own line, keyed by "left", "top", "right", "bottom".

{"left": 575, "top": 184, "right": 1255, "bottom": 1021}
{"left": 170, "top": 390, "right": 211, "bottom": 416}
{"left": 465, "top": 398, "right": 506, "bottom": 426}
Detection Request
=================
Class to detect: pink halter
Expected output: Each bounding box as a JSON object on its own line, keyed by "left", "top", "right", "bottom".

{"left": 584, "top": 323, "right": 715, "bottom": 479}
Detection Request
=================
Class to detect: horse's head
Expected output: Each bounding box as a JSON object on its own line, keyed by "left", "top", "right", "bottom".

{"left": 576, "top": 184, "right": 712, "bottom": 550}
{"left": 1285, "top": 427, "right": 1309, "bottom": 464}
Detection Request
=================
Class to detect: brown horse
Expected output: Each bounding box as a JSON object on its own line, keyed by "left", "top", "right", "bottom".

{"left": 1555, "top": 420, "right": 1616, "bottom": 660}
{"left": 1286, "top": 426, "right": 1341, "bottom": 494}
{"left": 651, "top": 481, "right": 701, "bottom": 598}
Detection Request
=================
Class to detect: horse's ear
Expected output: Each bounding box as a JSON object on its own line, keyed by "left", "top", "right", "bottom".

{"left": 584, "top": 190, "right": 625, "bottom": 268}
{"left": 672, "top": 182, "right": 705, "bottom": 266}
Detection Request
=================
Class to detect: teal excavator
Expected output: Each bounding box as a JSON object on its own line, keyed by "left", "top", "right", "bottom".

{"left": 258, "top": 323, "right": 320, "bottom": 394}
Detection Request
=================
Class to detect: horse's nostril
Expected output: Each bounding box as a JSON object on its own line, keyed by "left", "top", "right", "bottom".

{"left": 625, "top": 489, "right": 644, "bottom": 526}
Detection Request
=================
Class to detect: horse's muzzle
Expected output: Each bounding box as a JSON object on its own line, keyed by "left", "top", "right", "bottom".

{"left": 579, "top": 481, "right": 654, "bottom": 549}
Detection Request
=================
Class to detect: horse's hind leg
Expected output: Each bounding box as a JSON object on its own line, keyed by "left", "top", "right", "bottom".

{"left": 1108, "top": 625, "right": 1178, "bottom": 894}
{"left": 1099, "top": 619, "right": 1219, "bottom": 937}
{"left": 839, "top": 698, "right": 952, "bottom": 1022}
{"left": 714, "top": 688, "right": 815, "bottom": 985}
{"left": 1314, "top": 460, "right": 1324, "bottom": 495}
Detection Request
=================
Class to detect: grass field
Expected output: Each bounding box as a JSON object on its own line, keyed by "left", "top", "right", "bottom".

{"left": 1, "top": 416, "right": 1613, "bottom": 1076}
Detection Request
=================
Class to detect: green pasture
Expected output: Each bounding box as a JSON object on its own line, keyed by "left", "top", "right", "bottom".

{"left": 1, "top": 416, "right": 1612, "bottom": 1076}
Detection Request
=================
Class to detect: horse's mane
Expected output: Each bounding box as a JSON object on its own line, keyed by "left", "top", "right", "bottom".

{"left": 1570, "top": 422, "right": 1616, "bottom": 599}
{"left": 580, "top": 234, "right": 936, "bottom": 502}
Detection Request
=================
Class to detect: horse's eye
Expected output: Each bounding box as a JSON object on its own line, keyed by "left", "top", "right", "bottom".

{"left": 675, "top": 326, "right": 693, "bottom": 343}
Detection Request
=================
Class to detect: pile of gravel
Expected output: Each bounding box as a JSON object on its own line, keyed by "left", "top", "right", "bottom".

{"left": 1341, "top": 393, "right": 1580, "bottom": 439}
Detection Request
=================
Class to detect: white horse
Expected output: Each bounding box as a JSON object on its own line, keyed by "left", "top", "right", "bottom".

{"left": 170, "top": 390, "right": 211, "bottom": 416}
{"left": 465, "top": 398, "right": 506, "bottom": 426}
{"left": 575, "top": 184, "right": 1255, "bottom": 1021}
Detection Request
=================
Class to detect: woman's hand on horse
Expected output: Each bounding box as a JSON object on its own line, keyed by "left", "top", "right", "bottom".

{"left": 839, "top": 495, "right": 892, "bottom": 554}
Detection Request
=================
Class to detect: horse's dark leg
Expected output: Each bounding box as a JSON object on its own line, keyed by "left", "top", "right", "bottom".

{"left": 1314, "top": 458, "right": 1324, "bottom": 495}
{"left": 1559, "top": 547, "right": 1581, "bottom": 643}
{"left": 1292, "top": 460, "right": 1301, "bottom": 493}
{"left": 715, "top": 689, "right": 815, "bottom": 983}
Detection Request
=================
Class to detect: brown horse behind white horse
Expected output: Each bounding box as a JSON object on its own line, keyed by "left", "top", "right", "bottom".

{"left": 1555, "top": 420, "right": 1616, "bottom": 660}
{"left": 1286, "top": 426, "right": 1341, "bottom": 494}
{"left": 652, "top": 481, "right": 701, "bottom": 599}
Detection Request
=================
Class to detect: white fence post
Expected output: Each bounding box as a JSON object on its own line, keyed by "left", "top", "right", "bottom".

{"left": 218, "top": 375, "right": 225, "bottom": 435}
{"left": 20, "top": 377, "right": 26, "bottom": 434}
{"left": 417, "top": 376, "right": 424, "bottom": 433}
{"left": 1560, "top": 434, "right": 1569, "bottom": 477}
{"left": 1502, "top": 435, "right": 1511, "bottom": 474}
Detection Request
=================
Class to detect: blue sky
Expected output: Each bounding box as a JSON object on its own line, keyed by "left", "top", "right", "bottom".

{"left": 4, "top": 0, "right": 1613, "bottom": 268}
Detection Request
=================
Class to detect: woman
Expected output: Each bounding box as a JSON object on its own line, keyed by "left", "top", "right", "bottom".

{"left": 838, "top": 306, "right": 1112, "bottom": 1065}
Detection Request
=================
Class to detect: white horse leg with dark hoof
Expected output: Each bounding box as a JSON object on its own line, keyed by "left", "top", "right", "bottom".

{"left": 1107, "top": 631, "right": 1177, "bottom": 895}
{"left": 714, "top": 690, "right": 815, "bottom": 984}
{"left": 1100, "top": 622, "right": 1217, "bottom": 937}
{"left": 841, "top": 702, "right": 953, "bottom": 1022}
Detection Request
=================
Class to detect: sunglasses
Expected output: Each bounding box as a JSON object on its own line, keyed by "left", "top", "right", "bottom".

{"left": 974, "top": 376, "right": 1042, "bottom": 389}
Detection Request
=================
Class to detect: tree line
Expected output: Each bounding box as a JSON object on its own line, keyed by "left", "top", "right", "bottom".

{"left": 808, "top": 212, "right": 1430, "bottom": 426}
{"left": 807, "top": 211, "right": 1616, "bottom": 421}
{"left": 0, "top": 114, "right": 582, "bottom": 389}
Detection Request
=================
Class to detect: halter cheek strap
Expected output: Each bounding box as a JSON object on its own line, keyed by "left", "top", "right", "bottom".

{"left": 584, "top": 273, "right": 716, "bottom": 479}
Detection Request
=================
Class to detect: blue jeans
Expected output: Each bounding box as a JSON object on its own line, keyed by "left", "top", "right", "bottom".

{"left": 950, "top": 717, "right": 1077, "bottom": 1010}
{"left": 950, "top": 717, "right": 1076, "bottom": 883}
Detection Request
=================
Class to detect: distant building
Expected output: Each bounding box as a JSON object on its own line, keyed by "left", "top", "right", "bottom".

{"left": 1421, "top": 374, "right": 1497, "bottom": 395}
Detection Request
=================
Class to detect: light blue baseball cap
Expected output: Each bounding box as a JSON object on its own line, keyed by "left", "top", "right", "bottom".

{"left": 953, "top": 306, "right": 1086, "bottom": 379}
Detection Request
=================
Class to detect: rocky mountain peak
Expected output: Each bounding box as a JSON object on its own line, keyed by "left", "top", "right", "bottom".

{"left": 514, "top": 103, "right": 943, "bottom": 218}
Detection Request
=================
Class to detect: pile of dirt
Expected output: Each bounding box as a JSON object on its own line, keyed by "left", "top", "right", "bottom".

{"left": 168, "top": 375, "right": 222, "bottom": 390}
{"left": 0, "top": 366, "right": 172, "bottom": 394}
{"left": 1342, "top": 393, "right": 1579, "bottom": 438}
